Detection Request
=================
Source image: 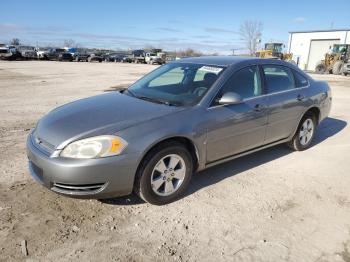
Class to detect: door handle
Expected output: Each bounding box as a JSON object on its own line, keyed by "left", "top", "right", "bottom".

{"left": 297, "top": 94, "right": 305, "bottom": 101}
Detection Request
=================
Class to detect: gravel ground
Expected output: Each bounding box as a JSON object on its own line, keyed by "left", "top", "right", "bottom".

{"left": 0, "top": 61, "right": 350, "bottom": 262}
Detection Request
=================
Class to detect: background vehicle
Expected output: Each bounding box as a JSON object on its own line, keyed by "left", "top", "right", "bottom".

{"left": 256, "top": 42, "right": 295, "bottom": 63}
{"left": 36, "top": 47, "right": 50, "bottom": 60}
{"left": 104, "top": 53, "right": 126, "bottom": 62}
{"left": 128, "top": 49, "right": 166, "bottom": 64}
{"left": 58, "top": 52, "right": 73, "bottom": 62}
{"left": 74, "top": 51, "right": 90, "bottom": 62}
{"left": 122, "top": 56, "right": 133, "bottom": 63}
{"left": 17, "top": 45, "right": 38, "bottom": 59}
{"left": 0, "top": 44, "right": 12, "bottom": 60}
{"left": 315, "top": 44, "right": 350, "bottom": 75}
{"left": 145, "top": 51, "right": 166, "bottom": 65}
{"left": 88, "top": 53, "right": 103, "bottom": 62}
{"left": 46, "top": 48, "right": 66, "bottom": 60}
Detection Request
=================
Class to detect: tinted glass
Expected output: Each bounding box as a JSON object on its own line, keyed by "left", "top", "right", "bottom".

{"left": 149, "top": 67, "right": 184, "bottom": 87}
{"left": 221, "top": 66, "right": 262, "bottom": 99}
{"left": 263, "top": 65, "right": 295, "bottom": 93}
{"left": 128, "top": 63, "right": 225, "bottom": 106}
{"left": 293, "top": 71, "right": 308, "bottom": 88}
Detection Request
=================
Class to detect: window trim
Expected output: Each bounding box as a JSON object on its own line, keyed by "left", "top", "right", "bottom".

{"left": 292, "top": 69, "right": 310, "bottom": 88}
{"left": 261, "top": 64, "right": 298, "bottom": 95}
{"left": 208, "top": 64, "right": 263, "bottom": 108}
{"left": 207, "top": 63, "right": 311, "bottom": 110}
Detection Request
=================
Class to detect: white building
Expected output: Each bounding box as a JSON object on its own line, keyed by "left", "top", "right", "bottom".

{"left": 288, "top": 29, "right": 350, "bottom": 71}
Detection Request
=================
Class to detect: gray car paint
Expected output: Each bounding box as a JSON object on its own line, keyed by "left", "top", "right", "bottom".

{"left": 27, "top": 57, "right": 332, "bottom": 199}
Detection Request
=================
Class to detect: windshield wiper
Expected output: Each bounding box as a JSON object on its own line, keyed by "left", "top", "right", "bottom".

{"left": 124, "top": 89, "right": 181, "bottom": 106}
{"left": 135, "top": 95, "right": 180, "bottom": 106}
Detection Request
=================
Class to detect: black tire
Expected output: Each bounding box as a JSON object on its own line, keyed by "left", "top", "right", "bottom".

{"left": 134, "top": 142, "right": 193, "bottom": 205}
{"left": 332, "top": 61, "right": 344, "bottom": 75}
{"left": 287, "top": 112, "right": 317, "bottom": 151}
{"left": 315, "top": 62, "right": 326, "bottom": 74}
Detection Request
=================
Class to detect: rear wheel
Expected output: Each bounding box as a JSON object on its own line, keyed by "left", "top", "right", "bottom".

{"left": 134, "top": 142, "right": 193, "bottom": 205}
{"left": 287, "top": 113, "right": 316, "bottom": 151}
{"left": 332, "top": 61, "right": 344, "bottom": 75}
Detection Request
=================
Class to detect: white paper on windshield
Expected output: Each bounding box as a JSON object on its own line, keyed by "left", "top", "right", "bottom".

{"left": 198, "top": 66, "right": 223, "bottom": 74}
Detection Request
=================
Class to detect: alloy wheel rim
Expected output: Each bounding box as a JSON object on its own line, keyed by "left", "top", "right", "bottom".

{"left": 151, "top": 154, "right": 186, "bottom": 196}
{"left": 299, "top": 118, "right": 314, "bottom": 146}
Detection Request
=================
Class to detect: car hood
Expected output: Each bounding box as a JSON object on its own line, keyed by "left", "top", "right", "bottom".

{"left": 35, "top": 92, "right": 185, "bottom": 149}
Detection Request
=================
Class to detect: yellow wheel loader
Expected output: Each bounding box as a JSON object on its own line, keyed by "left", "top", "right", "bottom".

{"left": 256, "top": 43, "right": 295, "bottom": 63}
{"left": 315, "top": 44, "right": 350, "bottom": 75}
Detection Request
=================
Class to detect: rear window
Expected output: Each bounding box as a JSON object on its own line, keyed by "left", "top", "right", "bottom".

{"left": 263, "top": 65, "right": 295, "bottom": 93}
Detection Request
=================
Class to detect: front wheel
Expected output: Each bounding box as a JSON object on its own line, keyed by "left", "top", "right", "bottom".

{"left": 315, "top": 62, "right": 326, "bottom": 74}
{"left": 134, "top": 142, "right": 193, "bottom": 205}
{"left": 287, "top": 113, "right": 316, "bottom": 151}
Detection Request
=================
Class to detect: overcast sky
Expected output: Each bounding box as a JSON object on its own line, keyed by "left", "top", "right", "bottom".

{"left": 1, "top": 0, "right": 349, "bottom": 54}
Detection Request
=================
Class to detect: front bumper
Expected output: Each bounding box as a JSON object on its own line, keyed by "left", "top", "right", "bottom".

{"left": 26, "top": 134, "right": 140, "bottom": 199}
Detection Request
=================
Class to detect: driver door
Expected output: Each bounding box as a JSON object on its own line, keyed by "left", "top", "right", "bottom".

{"left": 205, "top": 65, "right": 268, "bottom": 163}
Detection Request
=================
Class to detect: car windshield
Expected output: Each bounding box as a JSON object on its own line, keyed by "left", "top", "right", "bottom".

{"left": 127, "top": 62, "right": 225, "bottom": 106}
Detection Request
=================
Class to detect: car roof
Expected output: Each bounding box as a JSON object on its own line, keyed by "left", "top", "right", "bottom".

{"left": 176, "top": 56, "right": 288, "bottom": 67}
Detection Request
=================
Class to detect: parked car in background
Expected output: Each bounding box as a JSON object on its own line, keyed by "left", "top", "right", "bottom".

{"left": 122, "top": 56, "right": 133, "bottom": 63}
{"left": 145, "top": 51, "right": 166, "bottom": 65}
{"left": 17, "top": 45, "right": 38, "bottom": 59}
{"left": 36, "top": 47, "right": 50, "bottom": 60}
{"left": 88, "top": 53, "right": 103, "bottom": 62}
{"left": 0, "top": 44, "right": 12, "bottom": 60}
{"left": 46, "top": 48, "right": 66, "bottom": 60}
{"left": 74, "top": 51, "right": 90, "bottom": 62}
{"left": 104, "top": 53, "right": 126, "bottom": 62}
{"left": 58, "top": 52, "right": 74, "bottom": 62}
{"left": 26, "top": 57, "right": 332, "bottom": 205}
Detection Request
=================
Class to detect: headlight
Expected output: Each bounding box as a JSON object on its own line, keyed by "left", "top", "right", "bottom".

{"left": 60, "top": 135, "right": 128, "bottom": 159}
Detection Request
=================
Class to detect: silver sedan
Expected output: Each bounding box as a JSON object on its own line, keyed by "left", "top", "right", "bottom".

{"left": 27, "top": 56, "right": 332, "bottom": 205}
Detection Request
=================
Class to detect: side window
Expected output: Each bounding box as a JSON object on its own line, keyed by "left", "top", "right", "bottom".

{"left": 293, "top": 71, "right": 309, "bottom": 88}
{"left": 263, "top": 65, "right": 295, "bottom": 93}
{"left": 149, "top": 67, "right": 184, "bottom": 87}
{"left": 220, "top": 66, "right": 262, "bottom": 100}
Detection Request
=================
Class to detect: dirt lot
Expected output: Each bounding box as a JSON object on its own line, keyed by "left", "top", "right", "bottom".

{"left": 0, "top": 61, "right": 350, "bottom": 262}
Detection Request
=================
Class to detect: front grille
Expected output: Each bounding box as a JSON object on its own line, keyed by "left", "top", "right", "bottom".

{"left": 51, "top": 182, "right": 107, "bottom": 195}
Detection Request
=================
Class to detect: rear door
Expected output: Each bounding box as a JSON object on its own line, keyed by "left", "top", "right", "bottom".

{"left": 262, "top": 65, "right": 309, "bottom": 144}
{"left": 206, "top": 65, "right": 268, "bottom": 163}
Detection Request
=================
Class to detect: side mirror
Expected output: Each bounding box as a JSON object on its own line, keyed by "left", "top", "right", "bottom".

{"left": 218, "top": 92, "right": 243, "bottom": 105}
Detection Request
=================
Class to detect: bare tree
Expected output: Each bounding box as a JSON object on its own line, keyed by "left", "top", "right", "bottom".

{"left": 10, "top": 38, "right": 20, "bottom": 46}
{"left": 63, "top": 39, "right": 79, "bottom": 48}
{"left": 239, "top": 20, "right": 263, "bottom": 56}
{"left": 143, "top": 45, "right": 157, "bottom": 51}
{"left": 177, "top": 48, "right": 202, "bottom": 57}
